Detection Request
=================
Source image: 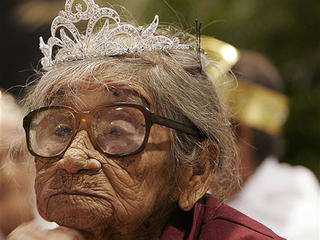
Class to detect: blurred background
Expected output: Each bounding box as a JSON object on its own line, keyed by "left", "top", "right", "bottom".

{"left": 1, "top": 0, "right": 319, "bottom": 179}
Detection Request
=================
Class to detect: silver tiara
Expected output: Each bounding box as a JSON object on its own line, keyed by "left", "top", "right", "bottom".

{"left": 39, "top": 0, "right": 192, "bottom": 69}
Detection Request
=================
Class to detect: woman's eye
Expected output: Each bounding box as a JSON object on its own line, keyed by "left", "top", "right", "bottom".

{"left": 54, "top": 124, "right": 72, "bottom": 137}
{"left": 108, "top": 128, "right": 124, "bottom": 137}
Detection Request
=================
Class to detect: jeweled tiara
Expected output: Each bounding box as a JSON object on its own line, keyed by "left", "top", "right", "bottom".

{"left": 39, "top": 0, "right": 192, "bottom": 69}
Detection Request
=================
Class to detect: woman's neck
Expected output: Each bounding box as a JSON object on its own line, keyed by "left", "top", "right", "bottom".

{"left": 82, "top": 203, "right": 176, "bottom": 240}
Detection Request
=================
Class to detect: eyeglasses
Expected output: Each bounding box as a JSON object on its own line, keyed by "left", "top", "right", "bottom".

{"left": 23, "top": 103, "right": 204, "bottom": 158}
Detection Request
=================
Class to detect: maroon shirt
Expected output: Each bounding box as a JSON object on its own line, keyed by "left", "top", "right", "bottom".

{"left": 161, "top": 194, "right": 286, "bottom": 240}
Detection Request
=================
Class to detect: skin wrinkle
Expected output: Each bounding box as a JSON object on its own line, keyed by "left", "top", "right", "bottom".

{"left": 57, "top": 131, "right": 102, "bottom": 174}
{"left": 48, "top": 196, "right": 113, "bottom": 234}
{"left": 102, "top": 174, "right": 140, "bottom": 218}
{"left": 103, "top": 165, "right": 137, "bottom": 200}
{"left": 62, "top": 131, "right": 146, "bottom": 225}
{"left": 46, "top": 182, "right": 112, "bottom": 227}
{"left": 34, "top": 163, "right": 63, "bottom": 220}
{"left": 32, "top": 88, "right": 179, "bottom": 239}
{"left": 34, "top": 136, "right": 111, "bottom": 223}
{"left": 104, "top": 124, "right": 172, "bottom": 202}
{"left": 99, "top": 152, "right": 154, "bottom": 225}
{"left": 108, "top": 162, "right": 167, "bottom": 236}
{"left": 110, "top": 126, "right": 175, "bottom": 234}
{"left": 40, "top": 170, "right": 115, "bottom": 213}
{"left": 9, "top": 31, "right": 241, "bottom": 239}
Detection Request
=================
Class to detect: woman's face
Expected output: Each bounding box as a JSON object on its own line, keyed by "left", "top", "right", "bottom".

{"left": 34, "top": 86, "right": 176, "bottom": 236}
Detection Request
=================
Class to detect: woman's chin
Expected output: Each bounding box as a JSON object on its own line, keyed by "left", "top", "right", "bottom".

{"left": 45, "top": 194, "right": 113, "bottom": 230}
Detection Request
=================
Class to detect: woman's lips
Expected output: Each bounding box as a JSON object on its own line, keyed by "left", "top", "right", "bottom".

{"left": 50, "top": 190, "right": 108, "bottom": 200}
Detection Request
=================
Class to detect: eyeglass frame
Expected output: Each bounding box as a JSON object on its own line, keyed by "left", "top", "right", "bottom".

{"left": 23, "top": 103, "right": 205, "bottom": 159}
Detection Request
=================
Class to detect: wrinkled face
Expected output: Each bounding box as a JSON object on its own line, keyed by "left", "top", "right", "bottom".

{"left": 34, "top": 86, "right": 176, "bottom": 235}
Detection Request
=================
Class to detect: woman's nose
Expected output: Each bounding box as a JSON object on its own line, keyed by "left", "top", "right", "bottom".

{"left": 57, "top": 130, "right": 101, "bottom": 174}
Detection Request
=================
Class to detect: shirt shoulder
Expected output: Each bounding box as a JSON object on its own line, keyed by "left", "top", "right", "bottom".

{"left": 199, "top": 195, "right": 286, "bottom": 240}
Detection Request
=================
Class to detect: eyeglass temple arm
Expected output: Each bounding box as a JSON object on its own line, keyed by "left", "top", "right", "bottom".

{"left": 151, "top": 114, "right": 205, "bottom": 138}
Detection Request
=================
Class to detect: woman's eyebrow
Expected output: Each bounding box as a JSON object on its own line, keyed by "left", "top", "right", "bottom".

{"left": 105, "top": 87, "right": 149, "bottom": 106}
{"left": 110, "top": 88, "right": 121, "bottom": 97}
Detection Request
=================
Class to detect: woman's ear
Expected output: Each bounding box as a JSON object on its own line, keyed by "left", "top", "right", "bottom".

{"left": 178, "top": 141, "right": 219, "bottom": 211}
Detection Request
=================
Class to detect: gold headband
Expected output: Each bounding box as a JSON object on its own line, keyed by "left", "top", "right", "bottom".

{"left": 201, "top": 36, "right": 289, "bottom": 135}
{"left": 201, "top": 36, "right": 239, "bottom": 79}
{"left": 224, "top": 78, "right": 289, "bottom": 135}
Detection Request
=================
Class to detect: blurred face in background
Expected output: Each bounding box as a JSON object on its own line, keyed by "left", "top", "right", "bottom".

{"left": 0, "top": 150, "right": 34, "bottom": 236}
{"left": 0, "top": 92, "right": 34, "bottom": 236}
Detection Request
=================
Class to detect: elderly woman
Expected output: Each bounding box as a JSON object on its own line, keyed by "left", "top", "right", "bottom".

{"left": 8, "top": 0, "right": 285, "bottom": 239}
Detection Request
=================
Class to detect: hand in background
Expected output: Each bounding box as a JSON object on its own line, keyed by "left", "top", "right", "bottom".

{"left": 7, "top": 221, "right": 85, "bottom": 240}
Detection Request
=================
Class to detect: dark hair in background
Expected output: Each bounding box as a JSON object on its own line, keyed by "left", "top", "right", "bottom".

{"left": 232, "top": 50, "right": 285, "bottom": 164}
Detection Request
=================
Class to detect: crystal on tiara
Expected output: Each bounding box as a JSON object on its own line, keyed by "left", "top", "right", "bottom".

{"left": 39, "top": 0, "right": 192, "bottom": 69}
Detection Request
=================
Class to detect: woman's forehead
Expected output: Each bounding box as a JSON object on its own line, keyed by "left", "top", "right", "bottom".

{"left": 50, "top": 86, "right": 148, "bottom": 111}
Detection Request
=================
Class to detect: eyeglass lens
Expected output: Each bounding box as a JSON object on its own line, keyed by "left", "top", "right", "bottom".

{"left": 29, "top": 108, "right": 75, "bottom": 157}
{"left": 92, "top": 106, "right": 146, "bottom": 155}
{"left": 28, "top": 106, "right": 147, "bottom": 157}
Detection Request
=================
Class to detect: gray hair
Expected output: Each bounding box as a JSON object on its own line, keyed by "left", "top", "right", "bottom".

{"left": 23, "top": 28, "right": 239, "bottom": 201}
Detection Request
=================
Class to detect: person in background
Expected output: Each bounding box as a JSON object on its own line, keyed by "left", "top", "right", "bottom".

{"left": 0, "top": 90, "right": 34, "bottom": 238}
{"left": 226, "top": 50, "right": 320, "bottom": 240}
